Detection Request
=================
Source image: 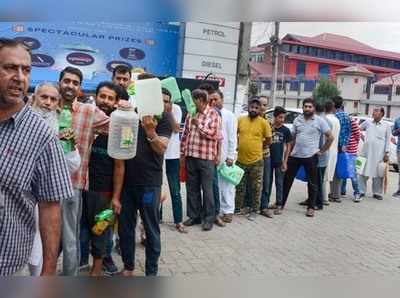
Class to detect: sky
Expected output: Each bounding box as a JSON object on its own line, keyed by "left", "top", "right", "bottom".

{"left": 251, "top": 22, "right": 400, "bottom": 53}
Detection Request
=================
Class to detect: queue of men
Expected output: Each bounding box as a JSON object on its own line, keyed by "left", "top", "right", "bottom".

{"left": 0, "top": 38, "right": 395, "bottom": 277}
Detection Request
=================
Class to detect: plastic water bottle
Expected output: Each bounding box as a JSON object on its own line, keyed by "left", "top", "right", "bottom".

{"left": 107, "top": 106, "right": 139, "bottom": 160}
{"left": 135, "top": 78, "right": 164, "bottom": 117}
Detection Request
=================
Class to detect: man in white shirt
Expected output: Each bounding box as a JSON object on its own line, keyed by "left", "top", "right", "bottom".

{"left": 209, "top": 90, "right": 238, "bottom": 223}
{"left": 358, "top": 107, "right": 391, "bottom": 200}
{"left": 162, "top": 88, "right": 187, "bottom": 233}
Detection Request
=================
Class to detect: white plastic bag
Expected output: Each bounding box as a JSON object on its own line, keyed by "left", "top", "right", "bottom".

{"left": 65, "top": 150, "right": 81, "bottom": 174}
{"left": 355, "top": 156, "right": 367, "bottom": 175}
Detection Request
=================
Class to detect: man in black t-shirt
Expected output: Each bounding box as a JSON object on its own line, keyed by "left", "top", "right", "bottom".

{"left": 116, "top": 73, "right": 172, "bottom": 276}
{"left": 80, "top": 81, "right": 125, "bottom": 276}
{"left": 267, "top": 107, "right": 292, "bottom": 215}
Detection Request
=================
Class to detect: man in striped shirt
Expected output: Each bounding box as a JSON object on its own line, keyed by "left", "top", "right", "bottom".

{"left": 0, "top": 38, "right": 73, "bottom": 276}
{"left": 58, "top": 67, "right": 110, "bottom": 276}
{"left": 329, "top": 96, "right": 351, "bottom": 203}
{"left": 181, "top": 89, "right": 221, "bottom": 231}
{"left": 341, "top": 117, "right": 362, "bottom": 202}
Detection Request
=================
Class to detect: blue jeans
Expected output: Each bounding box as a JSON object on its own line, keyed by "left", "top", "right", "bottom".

{"left": 260, "top": 157, "right": 272, "bottom": 210}
{"left": 165, "top": 159, "right": 183, "bottom": 224}
{"left": 119, "top": 185, "right": 161, "bottom": 276}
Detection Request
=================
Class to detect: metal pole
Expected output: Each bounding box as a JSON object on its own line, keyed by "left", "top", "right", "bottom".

{"left": 270, "top": 21, "right": 280, "bottom": 108}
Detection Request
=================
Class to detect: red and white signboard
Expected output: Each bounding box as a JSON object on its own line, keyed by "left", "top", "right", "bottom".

{"left": 195, "top": 75, "right": 226, "bottom": 87}
{"left": 182, "top": 22, "right": 240, "bottom": 111}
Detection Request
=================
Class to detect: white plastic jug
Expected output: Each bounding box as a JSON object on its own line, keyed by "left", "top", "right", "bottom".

{"left": 135, "top": 78, "right": 164, "bottom": 117}
{"left": 107, "top": 107, "right": 139, "bottom": 160}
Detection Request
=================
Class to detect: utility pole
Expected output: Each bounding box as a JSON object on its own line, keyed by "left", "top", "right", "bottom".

{"left": 270, "top": 21, "right": 280, "bottom": 108}
{"left": 233, "top": 22, "right": 252, "bottom": 114}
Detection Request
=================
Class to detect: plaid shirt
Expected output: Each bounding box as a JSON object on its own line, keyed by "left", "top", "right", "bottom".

{"left": 181, "top": 107, "right": 221, "bottom": 161}
{"left": 70, "top": 101, "right": 109, "bottom": 190}
{"left": 0, "top": 105, "right": 73, "bottom": 276}
{"left": 335, "top": 109, "right": 351, "bottom": 149}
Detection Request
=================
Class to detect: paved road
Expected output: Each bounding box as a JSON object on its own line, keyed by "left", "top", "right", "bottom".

{"left": 114, "top": 171, "right": 400, "bottom": 276}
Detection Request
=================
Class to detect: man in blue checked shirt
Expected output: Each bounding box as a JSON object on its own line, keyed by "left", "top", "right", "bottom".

{"left": 329, "top": 96, "right": 351, "bottom": 203}
{"left": 0, "top": 38, "right": 73, "bottom": 276}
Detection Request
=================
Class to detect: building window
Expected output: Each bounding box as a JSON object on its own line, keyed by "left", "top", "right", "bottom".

{"left": 319, "top": 64, "right": 330, "bottom": 78}
{"left": 344, "top": 53, "right": 352, "bottom": 62}
{"left": 304, "top": 80, "right": 316, "bottom": 92}
{"left": 336, "top": 51, "right": 344, "bottom": 60}
{"left": 299, "top": 46, "right": 307, "bottom": 54}
{"left": 290, "top": 81, "right": 300, "bottom": 91}
{"left": 264, "top": 81, "right": 271, "bottom": 90}
{"left": 317, "top": 48, "right": 326, "bottom": 58}
{"left": 296, "top": 61, "right": 306, "bottom": 78}
{"left": 309, "top": 47, "right": 317, "bottom": 56}
{"left": 354, "top": 101, "right": 358, "bottom": 109}
{"left": 354, "top": 78, "right": 359, "bottom": 84}
{"left": 396, "top": 86, "right": 400, "bottom": 95}
{"left": 374, "top": 85, "right": 390, "bottom": 94}
{"left": 281, "top": 44, "right": 290, "bottom": 53}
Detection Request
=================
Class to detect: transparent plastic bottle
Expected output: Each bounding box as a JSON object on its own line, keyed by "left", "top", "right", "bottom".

{"left": 135, "top": 77, "right": 164, "bottom": 117}
{"left": 107, "top": 106, "right": 139, "bottom": 160}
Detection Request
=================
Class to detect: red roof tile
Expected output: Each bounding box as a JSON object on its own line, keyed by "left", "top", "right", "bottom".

{"left": 375, "top": 73, "right": 400, "bottom": 85}
{"left": 282, "top": 33, "right": 400, "bottom": 61}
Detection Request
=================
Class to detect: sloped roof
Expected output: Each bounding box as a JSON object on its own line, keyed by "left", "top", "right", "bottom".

{"left": 374, "top": 73, "right": 400, "bottom": 85}
{"left": 249, "top": 61, "right": 273, "bottom": 76}
{"left": 282, "top": 32, "right": 400, "bottom": 61}
{"left": 250, "top": 46, "right": 265, "bottom": 53}
{"left": 336, "top": 64, "right": 374, "bottom": 77}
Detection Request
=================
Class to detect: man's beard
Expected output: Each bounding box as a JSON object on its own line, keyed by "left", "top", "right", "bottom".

{"left": 99, "top": 105, "right": 114, "bottom": 116}
{"left": 61, "top": 88, "right": 77, "bottom": 102}
{"left": 249, "top": 111, "right": 258, "bottom": 118}
{"left": 304, "top": 111, "right": 314, "bottom": 117}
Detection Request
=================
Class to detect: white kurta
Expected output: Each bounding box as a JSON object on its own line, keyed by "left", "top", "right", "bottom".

{"left": 360, "top": 119, "right": 391, "bottom": 178}
{"left": 218, "top": 108, "right": 238, "bottom": 214}
{"left": 325, "top": 114, "right": 340, "bottom": 182}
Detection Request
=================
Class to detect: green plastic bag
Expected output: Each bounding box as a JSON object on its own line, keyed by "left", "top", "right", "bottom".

{"left": 182, "top": 89, "right": 196, "bottom": 117}
{"left": 218, "top": 163, "right": 245, "bottom": 186}
{"left": 127, "top": 82, "right": 136, "bottom": 96}
{"left": 58, "top": 106, "right": 73, "bottom": 154}
{"left": 95, "top": 209, "right": 114, "bottom": 223}
{"left": 161, "top": 77, "right": 182, "bottom": 103}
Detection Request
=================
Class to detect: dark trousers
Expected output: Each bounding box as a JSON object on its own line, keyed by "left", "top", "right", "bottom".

{"left": 185, "top": 157, "right": 215, "bottom": 224}
{"left": 165, "top": 159, "right": 183, "bottom": 224}
{"left": 213, "top": 166, "right": 220, "bottom": 216}
{"left": 118, "top": 186, "right": 161, "bottom": 276}
{"left": 266, "top": 164, "right": 285, "bottom": 207}
{"left": 80, "top": 191, "right": 111, "bottom": 259}
{"left": 282, "top": 155, "right": 319, "bottom": 209}
{"left": 315, "top": 167, "right": 326, "bottom": 209}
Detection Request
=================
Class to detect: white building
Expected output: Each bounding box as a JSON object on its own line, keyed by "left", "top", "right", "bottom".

{"left": 336, "top": 65, "right": 373, "bottom": 114}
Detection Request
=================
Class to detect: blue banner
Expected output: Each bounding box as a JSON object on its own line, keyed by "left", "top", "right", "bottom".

{"left": 0, "top": 22, "right": 180, "bottom": 90}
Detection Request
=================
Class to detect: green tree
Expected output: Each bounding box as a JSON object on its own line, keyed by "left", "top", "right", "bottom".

{"left": 312, "top": 78, "right": 340, "bottom": 106}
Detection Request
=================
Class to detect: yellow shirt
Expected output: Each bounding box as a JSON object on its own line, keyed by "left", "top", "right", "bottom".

{"left": 237, "top": 115, "right": 272, "bottom": 165}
